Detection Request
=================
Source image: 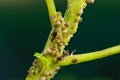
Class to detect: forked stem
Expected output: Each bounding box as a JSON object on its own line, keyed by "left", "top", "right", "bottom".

{"left": 57, "top": 45, "right": 120, "bottom": 66}
{"left": 25, "top": 0, "right": 120, "bottom": 80}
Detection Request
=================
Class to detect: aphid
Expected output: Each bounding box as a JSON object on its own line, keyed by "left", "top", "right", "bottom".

{"left": 45, "top": 48, "right": 52, "bottom": 54}
{"left": 57, "top": 12, "right": 62, "bottom": 17}
{"left": 32, "top": 59, "right": 38, "bottom": 66}
{"left": 54, "top": 21, "right": 61, "bottom": 28}
{"left": 57, "top": 56, "right": 63, "bottom": 61}
{"left": 51, "top": 29, "right": 57, "bottom": 41}
{"left": 83, "top": 2, "right": 87, "bottom": 9}
{"left": 29, "top": 69, "right": 38, "bottom": 75}
{"left": 62, "top": 27, "right": 67, "bottom": 34}
{"left": 65, "top": 22, "right": 70, "bottom": 27}
{"left": 77, "top": 9, "right": 83, "bottom": 16}
{"left": 72, "top": 58, "right": 78, "bottom": 63}
{"left": 45, "top": 47, "right": 57, "bottom": 56}
{"left": 52, "top": 29, "right": 57, "bottom": 38}
{"left": 49, "top": 70, "right": 54, "bottom": 76}
{"left": 86, "top": 0, "right": 94, "bottom": 4}
{"left": 52, "top": 50, "right": 57, "bottom": 56}
{"left": 56, "top": 35, "right": 63, "bottom": 40}
{"left": 57, "top": 21, "right": 61, "bottom": 25}
{"left": 58, "top": 42, "right": 63, "bottom": 46}
{"left": 78, "top": 17, "right": 83, "bottom": 23}
{"left": 60, "top": 18, "right": 64, "bottom": 23}
{"left": 40, "top": 76, "right": 46, "bottom": 80}
{"left": 50, "top": 15, "right": 56, "bottom": 21}
{"left": 55, "top": 66, "right": 60, "bottom": 71}
{"left": 30, "top": 70, "right": 35, "bottom": 75}
{"left": 63, "top": 50, "right": 69, "bottom": 57}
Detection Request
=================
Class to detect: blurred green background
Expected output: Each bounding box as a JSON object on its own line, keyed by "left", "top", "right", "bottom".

{"left": 0, "top": 0, "right": 120, "bottom": 80}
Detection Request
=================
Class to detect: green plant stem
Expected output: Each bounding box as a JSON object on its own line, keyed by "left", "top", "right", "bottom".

{"left": 25, "top": 0, "right": 120, "bottom": 80}
{"left": 46, "top": 0, "right": 57, "bottom": 28}
{"left": 64, "top": 0, "right": 85, "bottom": 32}
{"left": 46, "top": 0, "right": 56, "bottom": 17}
{"left": 57, "top": 45, "right": 120, "bottom": 66}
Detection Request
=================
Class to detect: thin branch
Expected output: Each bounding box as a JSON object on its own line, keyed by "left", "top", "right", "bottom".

{"left": 57, "top": 45, "right": 120, "bottom": 66}
{"left": 63, "top": 0, "right": 86, "bottom": 44}
{"left": 45, "top": 0, "right": 57, "bottom": 28}
{"left": 46, "top": 0, "right": 56, "bottom": 16}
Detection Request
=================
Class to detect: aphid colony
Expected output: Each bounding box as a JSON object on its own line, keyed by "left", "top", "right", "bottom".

{"left": 28, "top": 56, "right": 61, "bottom": 80}
{"left": 27, "top": 59, "right": 42, "bottom": 77}
{"left": 43, "top": 12, "right": 71, "bottom": 58}
{"left": 43, "top": 1, "right": 89, "bottom": 61}
{"left": 38, "top": 1, "right": 95, "bottom": 79}
{"left": 26, "top": 0, "right": 95, "bottom": 80}
{"left": 40, "top": 66, "right": 60, "bottom": 80}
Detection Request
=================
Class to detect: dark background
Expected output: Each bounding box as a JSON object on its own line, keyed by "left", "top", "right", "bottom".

{"left": 0, "top": 0, "right": 120, "bottom": 80}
